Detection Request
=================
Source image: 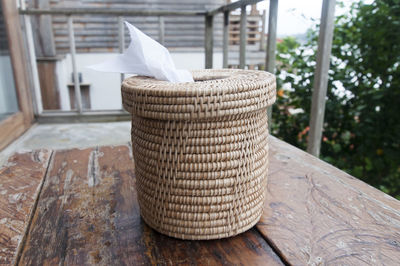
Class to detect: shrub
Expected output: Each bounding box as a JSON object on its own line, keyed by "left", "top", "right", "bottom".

{"left": 272, "top": 0, "right": 400, "bottom": 199}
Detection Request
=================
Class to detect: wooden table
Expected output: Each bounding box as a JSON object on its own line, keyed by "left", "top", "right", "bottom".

{"left": 1, "top": 136, "right": 400, "bottom": 265}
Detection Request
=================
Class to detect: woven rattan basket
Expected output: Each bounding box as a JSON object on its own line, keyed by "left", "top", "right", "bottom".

{"left": 122, "top": 69, "right": 276, "bottom": 240}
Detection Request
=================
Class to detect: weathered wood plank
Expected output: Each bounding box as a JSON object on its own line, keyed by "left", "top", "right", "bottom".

{"left": 0, "top": 150, "right": 52, "bottom": 265}
{"left": 257, "top": 136, "right": 400, "bottom": 265}
{"left": 140, "top": 228, "right": 284, "bottom": 265}
{"left": 20, "top": 145, "right": 284, "bottom": 265}
{"left": 18, "top": 147, "right": 94, "bottom": 265}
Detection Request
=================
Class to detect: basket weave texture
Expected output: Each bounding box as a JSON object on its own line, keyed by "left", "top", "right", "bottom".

{"left": 122, "top": 69, "right": 276, "bottom": 240}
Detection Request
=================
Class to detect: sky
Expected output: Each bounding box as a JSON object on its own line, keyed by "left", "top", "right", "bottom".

{"left": 258, "top": 0, "right": 323, "bottom": 36}
{"left": 255, "top": 0, "right": 366, "bottom": 37}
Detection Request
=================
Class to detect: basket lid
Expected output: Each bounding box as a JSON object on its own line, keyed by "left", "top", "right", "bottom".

{"left": 121, "top": 69, "right": 276, "bottom": 121}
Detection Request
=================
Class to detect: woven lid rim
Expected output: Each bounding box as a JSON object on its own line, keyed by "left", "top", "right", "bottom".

{"left": 121, "top": 69, "right": 276, "bottom": 120}
{"left": 122, "top": 69, "right": 275, "bottom": 96}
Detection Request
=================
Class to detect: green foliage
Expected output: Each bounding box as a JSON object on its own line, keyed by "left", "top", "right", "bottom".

{"left": 272, "top": 0, "right": 400, "bottom": 199}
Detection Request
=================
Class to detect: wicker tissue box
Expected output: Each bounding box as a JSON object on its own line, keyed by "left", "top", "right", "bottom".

{"left": 121, "top": 69, "right": 276, "bottom": 240}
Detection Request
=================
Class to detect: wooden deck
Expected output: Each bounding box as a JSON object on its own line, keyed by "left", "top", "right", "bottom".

{"left": 1, "top": 136, "right": 399, "bottom": 265}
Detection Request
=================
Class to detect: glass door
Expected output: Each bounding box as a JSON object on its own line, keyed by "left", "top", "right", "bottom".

{"left": 0, "top": 1, "right": 19, "bottom": 122}
{"left": 0, "top": 0, "right": 34, "bottom": 151}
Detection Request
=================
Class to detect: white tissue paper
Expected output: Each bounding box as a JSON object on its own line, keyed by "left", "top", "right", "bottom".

{"left": 88, "top": 21, "right": 194, "bottom": 83}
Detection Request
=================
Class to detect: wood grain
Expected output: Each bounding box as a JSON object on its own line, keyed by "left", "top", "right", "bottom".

{"left": 0, "top": 150, "right": 52, "bottom": 265}
{"left": 2, "top": 0, "right": 34, "bottom": 124}
{"left": 48, "top": 0, "right": 225, "bottom": 54}
{"left": 257, "top": 136, "right": 400, "bottom": 265}
{"left": 0, "top": 0, "right": 34, "bottom": 150}
{"left": 37, "top": 61, "right": 60, "bottom": 110}
{"left": 30, "top": 0, "right": 57, "bottom": 58}
{"left": 0, "top": 112, "right": 26, "bottom": 151}
{"left": 19, "top": 145, "right": 283, "bottom": 265}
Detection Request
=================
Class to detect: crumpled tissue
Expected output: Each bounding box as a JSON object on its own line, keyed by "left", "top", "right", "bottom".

{"left": 88, "top": 21, "right": 193, "bottom": 83}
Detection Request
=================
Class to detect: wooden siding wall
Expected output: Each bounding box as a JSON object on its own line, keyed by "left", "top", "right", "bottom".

{"left": 28, "top": 0, "right": 225, "bottom": 54}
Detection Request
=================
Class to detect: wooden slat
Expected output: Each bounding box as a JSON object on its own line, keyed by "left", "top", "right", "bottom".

{"left": 118, "top": 16, "right": 125, "bottom": 83}
{"left": 239, "top": 6, "right": 247, "bottom": 69}
{"left": 68, "top": 16, "right": 83, "bottom": 113}
{"left": 30, "top": 0, "right": 56, "bottom": 57}
{"left": 231, "top": 37, "right": 261, "bottom": 42}
{"left": 265, "top": 0, "right": 278, "bottom": 130}
{"left": 0, "top": 150, "right": 52, "bottom": 265}
{"left": 205, "top": 15, "right": 213, "bottom": 69}
{"left": 260, "top": 9, "right": 266, "bottom": 50}
{"left": 158, "top": 16, "right": 165, "bottom": 45}
{"left": 257, "top": 136, "right": 400, "bottom": 265}
{"left": 19, "top": 145, "right": 284, "bottom": 265}
{"left": 222, "top": 11, "right": 229, "bottom": 68}
{"left": 37, "top": 0, "right": 226, "bottom": 53}
{"left": 307, "top": 0, "right": 336, "bottom": 156}
{"left": 229, "top": 14, "right": 262, "bottom": 21}
{"left": 21, "top": 8, "right": 206, "bottom": 16}
{"left": 208, "top": 0, "right": 264, "bottom": 16}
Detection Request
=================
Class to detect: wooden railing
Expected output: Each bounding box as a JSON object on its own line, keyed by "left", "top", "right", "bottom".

{"left": 19, "top": 0, "right": 336, "bottom": 157}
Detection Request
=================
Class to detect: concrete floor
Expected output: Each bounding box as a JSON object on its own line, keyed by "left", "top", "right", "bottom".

{"left": 0, "top": 122, "right": 131, "bottom": 166}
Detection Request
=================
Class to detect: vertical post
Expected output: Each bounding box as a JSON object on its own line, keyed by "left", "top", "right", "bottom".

{"left": 265, "top": 0, "right": 278, "bottom": 129}
{"left": 158, "top": 16, "right": 165, "bottom": 45}
{"left": 265, "top": 0, "right": 278, "bottom": 73}
{"left": 205, "top": 15, "right": 214, "bottom": 69}
{"left": 19, "top": 0, "right": 43, "bottom": 115}
{"left": 30, "top": 0, "right": 60, "bottom": 110}
{"left": 260, "top": 10, "right": 266, "bottom": 51}
{"left": 118, "top": 16, "right": 125, "bottom": 84}
{"left": 239, "top": 5, "right": 247, "bottom": 69}
{"left": 68, "top": 15, "right": 83, "bottom": 113}
{"left": 307, "top": 0, "right": 336, "bottom": 157}
{"left": 30, "top": 0, "right": 56, "bottom": 57}
{"left": 223, "top": 11, "right": 229, "bottom": 68}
